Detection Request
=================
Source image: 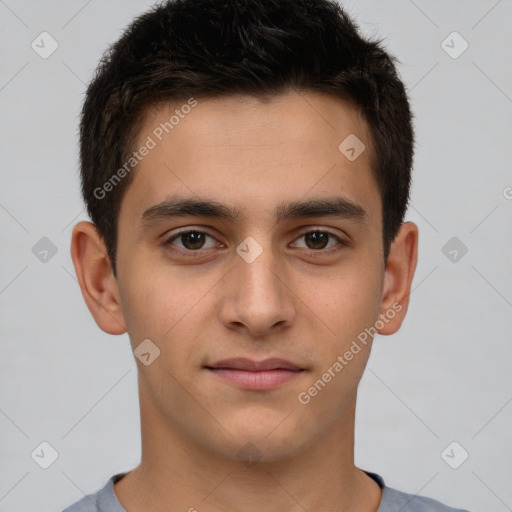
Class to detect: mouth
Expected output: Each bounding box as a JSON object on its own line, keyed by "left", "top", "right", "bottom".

{"left": 204, "top": 358, "right": 306, "bottom": 391}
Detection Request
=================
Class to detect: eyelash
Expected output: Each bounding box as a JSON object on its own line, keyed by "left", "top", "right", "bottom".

{"left": 163, "top": 228, "right": 347, "bottom": 258}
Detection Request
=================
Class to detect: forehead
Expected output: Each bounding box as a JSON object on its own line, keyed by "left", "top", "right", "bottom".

{"left": 119, "top": 91, "right": 380, "bottom": 228}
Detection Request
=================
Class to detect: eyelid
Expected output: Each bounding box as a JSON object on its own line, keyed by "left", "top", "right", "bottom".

{"left": 293, "top": 225, "right": 347, "bottom": 239}
{"left": 164, "top": 228, "right": 221, "bottom": 248}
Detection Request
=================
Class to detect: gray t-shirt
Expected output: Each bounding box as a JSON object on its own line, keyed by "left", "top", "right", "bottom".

{"left": 63, "top": 471, "right": 470, "bottom": 511}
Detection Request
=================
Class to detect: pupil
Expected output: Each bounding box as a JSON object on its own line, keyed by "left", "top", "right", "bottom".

{"left": 183, "top": 232, "right": 205, "bottom": 249}
{"left": 306, "top": 232, "right": 328, "bottom": 249}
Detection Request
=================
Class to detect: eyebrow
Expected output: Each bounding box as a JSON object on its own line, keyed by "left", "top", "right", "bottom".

{"left": 140, "top": 195, "right": 367, "bottom": 226}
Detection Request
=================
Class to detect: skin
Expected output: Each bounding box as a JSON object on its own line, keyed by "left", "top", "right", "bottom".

{"left": 71, "top": 90, "right": 418, "bottom": 512}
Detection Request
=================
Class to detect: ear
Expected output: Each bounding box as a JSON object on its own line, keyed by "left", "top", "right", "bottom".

{"left": 70, "top": 221, "right": 127, "bottom": 335}
{"left": 377, "top": 221, "right": 418, "bottom": 335}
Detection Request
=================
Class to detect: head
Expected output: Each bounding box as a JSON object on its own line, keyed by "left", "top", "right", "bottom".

{"left": 79, "top": 0, "right": 414, "bottom": 276}
{"left": 72, "top": 0, "right": 418, "bottom": 465}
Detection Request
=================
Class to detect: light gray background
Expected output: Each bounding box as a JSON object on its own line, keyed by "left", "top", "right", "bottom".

{"left": 1, "top": 1, "right": 511, "bottom": 511}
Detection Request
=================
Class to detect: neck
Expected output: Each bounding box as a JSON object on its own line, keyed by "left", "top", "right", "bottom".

{"left": 114, "top": 386, "right": 381, "bottom": 512}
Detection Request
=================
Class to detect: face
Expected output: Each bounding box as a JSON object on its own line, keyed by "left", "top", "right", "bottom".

{"left": 89, "top": 91, "right": 410, "bottom": 462}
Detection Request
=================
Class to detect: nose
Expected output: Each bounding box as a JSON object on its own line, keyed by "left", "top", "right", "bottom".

{"left": 217, "top": 243, "right": 296, "bottom": 338}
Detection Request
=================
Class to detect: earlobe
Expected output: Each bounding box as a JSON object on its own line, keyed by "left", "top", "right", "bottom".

{"left": 377, "top": 222, "right": 419, "bottom": 336}
{"left": 70, "top": 221, "right": 127, "bottom": 335}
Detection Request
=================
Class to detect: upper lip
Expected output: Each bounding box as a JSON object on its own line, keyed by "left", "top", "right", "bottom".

{"left": 206, "top": 358, "right": 303, "bottom": 371}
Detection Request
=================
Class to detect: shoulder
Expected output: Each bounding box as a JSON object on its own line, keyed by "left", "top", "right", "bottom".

{"left": 61, "top": 474, "right": 126, "bottom": 512}
{"left": 62, "top": 496, "right": 98, "bottom": 512}
{"left": 380, "top": 482, "right": 470, "bottom": 512}
{"left": 62, "top": 492, "right": 102, "bottom": 512}
{"left": 364, "top": 471, "right": 469, "bottom": 512}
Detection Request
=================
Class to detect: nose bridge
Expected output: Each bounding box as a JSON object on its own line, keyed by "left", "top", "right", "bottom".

{"left": 233, "top": 230, "right": 277, "bottom": 280}
{"left": 218, "top": 235, "right": 295, "bottom": 335}
{"left": 239, "top": 248, "right": 282, "bottom": 302}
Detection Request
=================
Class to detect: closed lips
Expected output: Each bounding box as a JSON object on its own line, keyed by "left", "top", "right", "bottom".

{"left": 205, "top": 358, "right": 304, "bottom": 371}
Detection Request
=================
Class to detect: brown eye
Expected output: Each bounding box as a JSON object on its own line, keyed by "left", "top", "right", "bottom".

{"left": 180, "top": 232, "right": 206, "bottom": 250}
{"left": 166, "top": 230, "right": 218, "bottom": 251}
{"left": 291, "top": 230, "right": 342, "bottom": 252}
{"left": 304, "top": 231, "right": 330, "bottom": 250}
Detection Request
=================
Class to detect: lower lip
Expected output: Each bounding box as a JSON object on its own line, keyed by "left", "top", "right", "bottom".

{"left": 207, "top": 368, "right": 303, "bottom": 390}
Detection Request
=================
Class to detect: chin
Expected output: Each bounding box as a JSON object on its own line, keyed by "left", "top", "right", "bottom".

{"left": 218, "top": 436, "right": 304, "bottom": 466}
{"left": 208, "top": 413, "right": 312, "bottom": 464}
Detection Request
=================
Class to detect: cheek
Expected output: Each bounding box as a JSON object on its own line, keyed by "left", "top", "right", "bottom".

{"left": 117, "top": 260, "right": 219, "bottom": 359}
{"left": 303, "top": 265, "right": 382, "bottom": 347}
{"left": 295, "top": 272, "right": 380, "bottom": 417}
